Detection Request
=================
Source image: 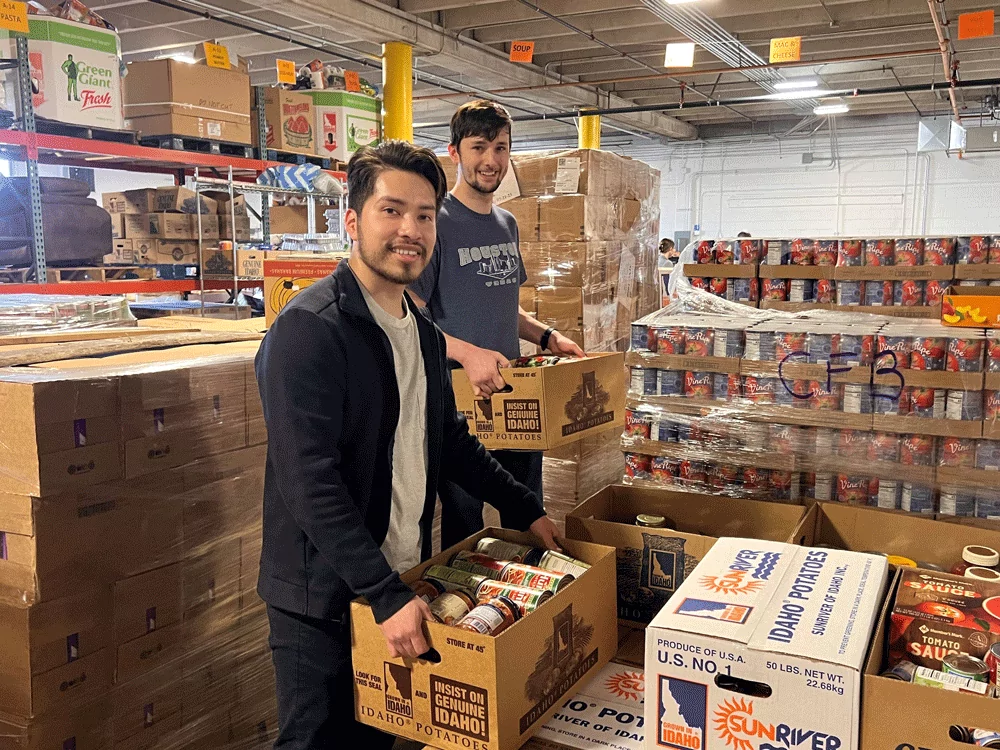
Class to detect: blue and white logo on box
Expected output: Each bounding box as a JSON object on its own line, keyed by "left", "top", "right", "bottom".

{"left": 657, "top": 676, "right": 706, "bottom": 749}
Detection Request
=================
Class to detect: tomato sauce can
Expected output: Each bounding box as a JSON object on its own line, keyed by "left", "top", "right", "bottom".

{"left": 900, "top": 434, "right": 936, "bottom": 465}
{"left": 742, "top": 466, "right": 770, "bottom": 491}
{"left": 865, "top": 238, "right": 895, "bottom": 267}
{"left": 941, "top": 437, "right": 977, "bottom": 467}
{"left": 876, "top": 479, "right": 902, "bottom": 510}
{"left": 807, "top": 332, "right": 834, "bottom": 364}
{"left": 630, "top": 366, "right": 659, "bottom": 395}
{"left": 789, "top": 238, "right": 814, "bottom": 265}
{"left": 455, "top": 597, "right": 520, "bottom": 635}
{"left": 450, "top": 551, "right": 511, "bottom": 580}
{"left": 744, "top": 331, "right": 776, "bottom": 361}
{"left": 947, "top": 337, "right": 984, "bottom": 372}
{"left": 986, "top": 390, "right": 1000, "bottom": 420}
{"left": 838, "top": 239, "right": 863, "bottom": 267}
{"left": 834, "top": 332, "right": 874, "bottom": 366}
{"left": 902, "top": 483, "right": 936, "bottom": 514}
{"left": 947, "top": 390, "right": 984, "bottom": 421}
{"left": 429, "top": 590, "right": 476, "bottom": 625}
{"left": 684, "top": 327, "right": 715, "bottom": 356}
{"left": 837, "top": 475, "right": 871, "bottom": 505}
{"left": 894, "top": 238, "right": 925, "bottom": 266}
{"left": 475, "top": 581, "right": 553, "bottom": 615}
{"left": 679, "top": 460, "right": 708, "bottom": 486}
{"left": 475, "top": 537, "right": 541, "bottom": 564}
{"left": 651, "top": 456, "right": 679, "bottom": 485}
{"left": 658, "top": 369, "right": 684, "bottom": 396}
{"left": 684, "top": 371, "right": 714, "bottom": 399}
{"left": 789, "top": 279, "right": 815, "bottom": 303}
{"left": 771, "top": 472, "right": 800, "bottom": 503}
{"left": 737, "top": 239, "right": 761, "bottom": 265}
{"left": 939, "top": 488, "right": 977, "bottom": 517}
{"left": 864, "top": 280, "right": 893, "bottom": 306}
{"left": 868, "top": 432, "right": 901, "bottom": 462}
{"left": 714, "top": 240, "right": 735, "bottom": 264}
{"left": 713, "top": 374, "right": 732, "bottom": 401}
{"left": 894, "top": 280, "right": 925, "bottom": 307}
{"left": 710, "top": 277, "right": 728, "bottom": 297}
{"left": 809, "top": 381, "right": 842, "bottom": 411}
{"left": 873, "top": 384, "right": 908, "bottom": 415}
{"left": 776, "top": 331, "right": 808, "bottom": 361}
{"left": 911, "top": 337, "right": 947, "bottom": 370}
{"left": 690, "top": 277, "right": 709, "bottom": 291}
{"left": 988, "top": 338, "right": 1000, "bottom": 372}
{"left": 630, "top": 323, "right": 655, "bottom": 352}
{"left": 991, "top": 237, "right": 1000, "bottom": 265}
{"left": 837, "top": 429, "right": 869, "bottom": 460}
{"left": 538, "top": 550, "right": 590, "bottom": 578}
{"left": 957, "top": 236, "right": 989, "bottom": 265}
{"left": 843, "top": 383, "right": 873, "bottom": 414}
{"left": 814, "top": 278, "right": 836, "bottom": 303}
{"left": 977, "top": 440, "right": 1000, "bottom": 470}
{"left": 625, "top": 407, "right": 653, "bottom": 439}
{"left": 837, "top": 281, "right": 863, "bottom": 306}
{"left": 924, "top": 237, "right": 956, "bottom": 265}
{"left": 624, "top": 452, "right": 653, "bottom": 480}
{"left": 731, "top": 278, "right": 755, "bottom": 303}
{"left": 500, "top": 563, "right": 573, "bottom": 593}
{"left": 743, "top": 375, "right": 776, "bottom": 404}
{"left": 696, "top": 241, "right": 715, "bottom": 264}
{"left": 986, "top": 643, "right": 1000, "bottom": 685}
{"left": 815, "top": 240, "right": 838, "bottom": 266}
{"left": 925, "top": 279, "right": 948, "bottom": 305}
{"left": 769, "top": 424, "right": 801, "bottom": 453}
{"left": 908, "top": 387, "right": 945, "bottom": 418}
{"left": 424, "top": 566, "right": 488, "bottom": 598}
{"left": 877, "top": 334, "right": 912, "bottom": 369}
{"left": 762, "top": 278, "right": 789, "bottom": 301}
{"left": 654, "top": 326, "right": 684, "bottom": 355}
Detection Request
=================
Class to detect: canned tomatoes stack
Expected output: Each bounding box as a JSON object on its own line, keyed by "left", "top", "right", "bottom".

{"left": 415, "top": 540, "right": 590, "bottom": 635}
{"left": 757, "top": 238, "right": 838, "bottom": 304}
{"left": 690, "top": 238, "right": 762, "bottom": 303}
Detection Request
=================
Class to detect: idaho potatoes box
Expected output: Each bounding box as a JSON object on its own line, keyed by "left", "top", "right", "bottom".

{"left": 262, "top": 256, "right": 341, "bottom": 326}
{"left": 452, "top": 354, "right": 625, "bottom": 451}
{"left": 351, "top": 528, "right": 618, "bottom": 750}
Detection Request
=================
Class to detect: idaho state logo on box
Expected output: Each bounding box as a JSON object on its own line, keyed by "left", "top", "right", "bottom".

{"left": 561, "top": 370, "right": 614, "bottom": 436}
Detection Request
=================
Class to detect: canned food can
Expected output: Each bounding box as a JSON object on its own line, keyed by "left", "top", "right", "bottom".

{"left": 900, "top": 434, "right": 936, "bottom": 465}
{"left": 424, "top": 566, "right": 489, "bottom": 597}
{"left": 714, "top": 240, "right": 735, "bottom": 264}
{"left": 656, "top": 326, "right": 686, "bottom": 355}
{"left": 973, "top": 729, "right": 1000, "bottom": 748}
{"left": 809, "top": 381, "right": 842, "bottom": 411}
{"left": 976, "top": 440, "right": 1000, "bottom": 470}
{"left": 986, "top": 390, "right": 1000, "bottom": 420}
{"left": 713, "top": 328, "right": 745, "bottom": 358}
{"left": 876, "top": 479, "right": 902, "bottom": 510}
{"left": 412, "top": 579, "right": 446, "bottom": 604}
{"left": 789, "top": 238, "right": 814, "bottom": 265}
{"left": 942, "top": 654, "right": 991, "bottom": 682}
{"left": 951, "top": 726, "right": 975, "bottom": 744}
{"left": 838, "top": 239, "right": 863, "bottom": 267}
{"left": 710, "top": 277, "right": 728, "bottom": 297}
{"left": 742, "top": 466, "right": 771, "bottom": 491}
{"left": 947, "top": 390, "right": 984, "bottom": 421}
{"left": 838, "top": 429, "right": 869, "bottom": 459}
{"left": 837, "top": 475, "right": 871, "bottom": 505}
{"left": 894, "top": 280, "right": 925, "bottom": 307}
{"left": 429, "top": 590, "right": 476, "bottom": 625}
{"left": 842, "top": 383, "right": 873, "bottom": 414}
{"left": 988, "top": 338, "right": 1000, "bottom": 372}
{"left": 624, "top": 408, "right": 653, "bottom": 439}
{"left": 538, "top": 550, "right": 590, "bottom": 578}
{"left": 911, "top": 337, "right": 947, "bottom": 370}
{"left": 837, "top": 280, "right": 863, "bottom": 306}
{"left": 864, "top": 280, "right": 893, "bottom": 306}
{"left": 957, "top": 236, "right": 990, "bottom": 265}
{"left": 908, "top": 387, "right": 946, "bottom": 418}
{"left": 713, "top": 373, "right": 732, "bottom": 401}
{"left": 877, "top": 335, "right": 912, "bottom": 369}
{"left": 769, "top": 470, "right": 800, "bottom": 502}
{"left": 947, "top": 337, "right": 985, "bottom": 372}
{"left": 737, "top": 239, "right": 761, "bottom": 265}
{"left": 731, "top": 278, "right": 753, "bottom": 303}
{"left": 979, "top": 491, "right": 1000, "bottom": 520}
{"left": 630, "top": 366, "right": 659, "bottom": 395}
{"left": 679, "top": 460, "right": 708, "bottom": 485}
{"left": 450, "top": 551, "right": 511, "bottom": 580}
{"left": 873, "top": 384, "right": 908, "bottom": 415}
{"left": 941, "top": 437, "right": 977, "bottom": 467}
{"left": 779, "top": 379, "right": 811, "bottom": 407}
{"left": 868, "top": 432, "right": 901, "bottom": 462}
{"left": 624, "top": 452, "right": 653, "bottom": 480}
{"left": 814, "top": 240, "right": 838, "bottom": 266}
{"left": 744, "top": 331, "right": 776, "bottom": 361}
{"left": 684, "top": 371, "right": 714, "bottom": 399}
{"left": 500, "top": 563, "right": 573, "bottom": 593}
{"left": 630, "top": 324, "right": 655, "bottom": 352}
{"left": 881, "top": 661, "right": 918, "bottom": 681}
{"left": 475, "top": 537, "right": 541, "bottom": 565}
{"left": 986, "top": 642, "right": 1000, "bottom": 685}
{"left": 769, "top": 424, "right": 802, "bottom": 453}
{"left": 865, "top": 238, "right": 895, "bottom": 266}
{"left": 807, "top": 333, "right": 834, "bottom": 364}
{"left": 455, "top": 597, "right": 520, "bottom": 635}
{"left": 651, "top": 456, "right": 678, "bottom": 484}
{"left": 814, "top": 278, "right": 836, "bottom": 303}
{"left": 834, "top": 333, "right": 874, "bottom": 365}
{"left": 764, "top": 239, "right": 789, "bottom": 266}
{"left": 762, "top": 278, "right": 789, "bottom": 301}
{"left": 696, "top": 241, "right": 715, "bottom": 264}
{"left": 475, "top": 581, "right": 552, "bottom": 615}
{"left": 653, "top": 416, "right": 679, "bottom": 443}
{"left": 811, "top": 473, "right": 834, "bottom": 501}
{"left": 776, "top": 331, "right": 808, "bottom": 361}
{"left": 690, "top": 277, "right": 709, "bottom": 291}
{"left": 924, "top": 237, "right": 956, "bottom": 265}
{"left": 658, "top": 369, "right": 684, "bottom": 396}
{"left": 894, "top": 238, "right": 925, "bottom": 266}
{"left": 743, "top": 375, "right": 776, "bottom": 403}
{"left": 902, "top": 483, "right": 936, "bottom": 514}
{"left": 990, "top": 236, "right": 1000, "bottom": 265}
{"left": 789, "top": 279, "right": 815, "bottom": 303}
{"left": 925, "top": 279, "right": 948, "bottom": 305}
{"left": 684, "top": 328, "right": 715, "bottom": 357}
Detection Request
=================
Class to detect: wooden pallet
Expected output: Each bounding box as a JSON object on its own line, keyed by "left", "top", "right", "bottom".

{"left": 141, "top": 134, "right": 255, "bottom": 159}
{"left": 45, "top": 266, "right": 156, "bottom": 283}
{"left": 35, "top": 116, "right": 138, "bottom": 144}
{"left": 136, "top": 264, "right": 200, "bottom": 280}
{"left": 265, "top": 149, "right": 332, "bottom": 169}
{"left": 0, "top": 267, "right": 31, "bottom": 284}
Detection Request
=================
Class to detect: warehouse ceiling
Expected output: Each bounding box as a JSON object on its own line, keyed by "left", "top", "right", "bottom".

{"left": 89, "top": 0, "right": 1000, "bottom": 143}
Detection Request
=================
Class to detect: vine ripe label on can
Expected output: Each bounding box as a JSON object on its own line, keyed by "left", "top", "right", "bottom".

{"left": 656, "top": 326, "right": 686, "bottom": 355}
{"left": 500, "top": 563, "right": 573, "bottom": 593}
{"left": 894, "top": 237, "right": 924, "bottom": 266}
{"left": 924, "top": 237, "right": 956, "bottom": 265}
{"left": 474, "top": 580, "right": 552, "bottom": 615}
{"left": 864, "top": 239, "right": 895, "bottom": 267}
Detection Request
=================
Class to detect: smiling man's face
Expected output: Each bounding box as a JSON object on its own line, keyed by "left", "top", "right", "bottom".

{"left": 452, "top": 128, "right": 511, "bottom": 195}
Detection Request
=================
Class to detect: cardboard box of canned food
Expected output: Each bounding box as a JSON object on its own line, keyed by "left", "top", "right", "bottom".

{"left": 452, "top": 353, "right": 625, "bottom": 451}
{"left": 565, "top": 485, "right": 813, "bottom": 626}
{"left": 350, "top": 528, "right": 618, "bottom": 750}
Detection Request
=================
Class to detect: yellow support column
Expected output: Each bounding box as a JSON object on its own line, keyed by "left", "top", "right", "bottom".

{"left": 382, "top": 41, "right": 413, "bottom": 143}
{"left": 579, "top": 109, "right": 601, "bottom": 150}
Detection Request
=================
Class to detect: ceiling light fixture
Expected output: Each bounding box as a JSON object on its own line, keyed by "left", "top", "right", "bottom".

{"left": 814, "top": 103, "right": 850, "bottom": 115}
{"left": 664, "top": 42, "right": 696, "bottom": 68}
{"left": 774, "top": 79, "right": 819, "bottom": 90}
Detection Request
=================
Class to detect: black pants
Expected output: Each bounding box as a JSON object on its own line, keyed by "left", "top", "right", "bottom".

{"left": 440, "top": 449, "right": 543, "bottom": 549}
{"left": 267, "top": 605, "right": 397, "bottom": 750}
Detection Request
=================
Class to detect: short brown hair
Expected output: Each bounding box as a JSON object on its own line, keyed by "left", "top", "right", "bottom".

{"left": 347, "top": 140, "right": 447, "bottom": 214}
{"left": 450, "top": 100, "right": 513, "bottom": 148}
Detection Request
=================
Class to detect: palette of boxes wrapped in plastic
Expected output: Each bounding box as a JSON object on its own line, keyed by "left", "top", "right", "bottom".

{"left": 622, "top": 291, "right": 1000, "bottom": 518}
{"left": 688, "top": 235, "right": 1000, "bottom": 316}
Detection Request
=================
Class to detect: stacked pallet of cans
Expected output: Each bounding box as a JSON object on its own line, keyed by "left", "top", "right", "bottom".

{"left": 953, "top": 234, "right": 1000, "bottom": 289}
{"left": 685, "top": 238, "right": 762, "bottom": 304}
{"left": 623, "top": 307, "right": 1000, "bottom": 519}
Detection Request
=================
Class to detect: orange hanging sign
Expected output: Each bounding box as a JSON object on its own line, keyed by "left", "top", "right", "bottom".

{"left": 769, "top": 36, "right": 801, "bottom": 64}
{"left": 0, "top": 0, "right": 29, "bottom": 34}
{"left": 344, "top": 70, "right": 362, "bottom": 92}
{"left": 958, "top": 10, "right": 994, "bottom": 40}
{"left": 203, "top": 42, "right": 231, "bottom": 69}
{"left": 276, "top": 59, "right": 297, "bottom": 85}
{"left": 509, "top": 41, "right": 535, "bottom": 63}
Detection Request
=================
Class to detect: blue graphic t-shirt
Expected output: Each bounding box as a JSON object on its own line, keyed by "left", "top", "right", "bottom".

{"left": 410, "top": 193, "right": 527, "bottom": 360}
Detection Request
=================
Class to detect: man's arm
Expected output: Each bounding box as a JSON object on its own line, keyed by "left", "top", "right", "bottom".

{"left": 518, "top": 307, "right": 586, "bottom": 358}
{"left": 256, "top": 308, "right": 415, "bottom": 625}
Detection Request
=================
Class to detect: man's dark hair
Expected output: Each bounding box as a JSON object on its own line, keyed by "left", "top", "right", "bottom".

{"left": 347, "top": 140, "right": 447, "bottom": 214}
{"left": 737, "top": 231, "right": 752, "bottom": 238}
{"left": 450, "top": 100, "right": 513, "bottom": 149}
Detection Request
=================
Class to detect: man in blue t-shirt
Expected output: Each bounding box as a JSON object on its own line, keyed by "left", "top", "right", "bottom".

{"left": 410, "top": 100, "right": 584, "bottom": 547}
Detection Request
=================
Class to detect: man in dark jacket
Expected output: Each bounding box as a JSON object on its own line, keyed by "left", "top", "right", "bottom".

{"left": 255, "top": 139, "right": 560, "bottom": 750}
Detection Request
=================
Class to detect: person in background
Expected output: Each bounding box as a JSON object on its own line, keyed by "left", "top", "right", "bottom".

{"left": 255, "top": 140, "right": 561, "bottom": 750}
{"left": 409, "top": 99, "right": 584, "bottom": 549}
{"left": 658, "top": 238, "right": 677, "bottom": 269}
{"left": 737, "top": 231, "right": 752, "bottom": 238}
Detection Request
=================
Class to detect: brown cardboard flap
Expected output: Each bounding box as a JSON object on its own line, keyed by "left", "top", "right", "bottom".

{"left": 683, "top": 264, "right": 758, "bottom": 279}
{"left": 871, "top": 414, "right": 983, "bottom": 438}
{"left": 835, "top": 265, "right": 954, "bottom": 281}
{"left": 115, "top": 623, "right": 183, "bottom": 685}
{"left": 759, "top": 265, "right": 835, "bottom": 280}
{"left": 113, "top": 564, "right": 183, "bottom": 647}
{"left": 629, "top": 351, "right": 740, "bottom": 374}
{"left": 25, "top": 647, "right": 113, "bottom": 718}
{"left": 955, "top": 263, "right": 1000, "bottom": 280}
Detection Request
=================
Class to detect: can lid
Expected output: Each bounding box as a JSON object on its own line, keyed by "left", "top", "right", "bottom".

{"left": 963, "top": 545, "right": 1000, "bottom": 567}
{"left": 636, "top": 514, "right": 667, "bottom": 528}
{"left": 493, "top": 595, "right": 522, "bottom": 621}
{"left": 886, "top": 555, "right": 917, "bottom": 568}
{"left": 966, "top": 567, "right": 1000, "bottom": 582}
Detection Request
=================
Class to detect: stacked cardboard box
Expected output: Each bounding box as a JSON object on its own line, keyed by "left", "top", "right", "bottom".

{"left": 541, "top": 429, "right": 624, "bottom": 533}
{"left": 102, "top": 186, "right": 251, "bottom": 270}
{"left": 0, "top": 333, "right": 276, "bottom": 750}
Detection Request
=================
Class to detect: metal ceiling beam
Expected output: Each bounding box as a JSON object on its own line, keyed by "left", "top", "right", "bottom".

{"left": 400, "top": 0, "right": 505, "bottom": 14}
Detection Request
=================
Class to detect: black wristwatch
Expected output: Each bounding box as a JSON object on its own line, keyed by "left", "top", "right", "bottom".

{"left": 539, "top": 327, "right": 556, "bottom": 351}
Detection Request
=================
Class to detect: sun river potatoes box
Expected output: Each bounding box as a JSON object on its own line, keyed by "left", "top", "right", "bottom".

{"left": 452, "top": 353, "right": 625, "bottom": 451}
{"left": 351, "top": 528, "right": 618, "bottom": 750}
{"left": 645, "top": 538, "right": 888, "bottom": 750}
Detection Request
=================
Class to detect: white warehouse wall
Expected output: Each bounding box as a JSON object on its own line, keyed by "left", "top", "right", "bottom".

{"left": 620, "top": 116, "right": 1000, "bottom": 242}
